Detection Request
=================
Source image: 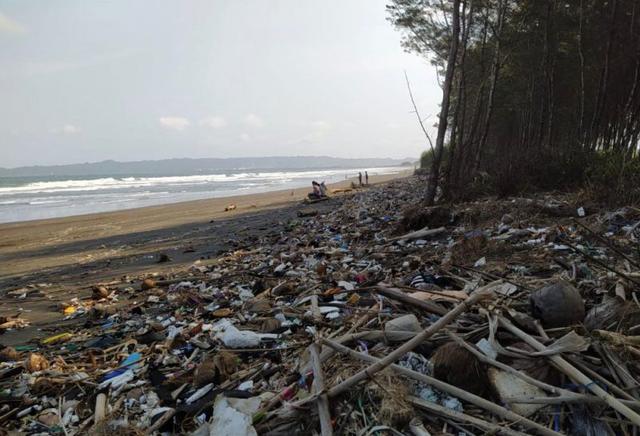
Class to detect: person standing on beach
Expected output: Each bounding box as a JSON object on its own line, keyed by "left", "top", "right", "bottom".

{"left": 358, "top": 172, "right": 363, "bottom": 186}
{"left": 365, "top": 171, "right": 369, "bottom": 185}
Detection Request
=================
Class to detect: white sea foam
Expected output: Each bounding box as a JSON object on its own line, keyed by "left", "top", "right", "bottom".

{"left": 0, "top": 167, "right": 406, "bottom": 223}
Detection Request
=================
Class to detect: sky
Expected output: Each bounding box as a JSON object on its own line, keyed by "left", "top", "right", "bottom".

{"left": 0, "top": 0, "right": 441, "bottom": 168}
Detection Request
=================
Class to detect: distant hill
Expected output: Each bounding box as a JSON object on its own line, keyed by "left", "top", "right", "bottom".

{"left": 0, "top": 156, "right": 413, "bottom": 177}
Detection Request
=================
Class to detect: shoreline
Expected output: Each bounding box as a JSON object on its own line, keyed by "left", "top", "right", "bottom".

{"left": 0, "top": 170, "right": 411, "bottom": 345}
{"left": 0, "top": 170, "right": 409, "bottom": 246}
{"left": 0, "top": 170, "right": 410, "bottom": 283}
{"left": 0, "top": 166, "right": 411, "bottom": 225}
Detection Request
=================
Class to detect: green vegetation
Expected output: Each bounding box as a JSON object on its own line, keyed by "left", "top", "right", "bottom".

{"left": 388, "top": 0, "right": 640, "bottom": 204}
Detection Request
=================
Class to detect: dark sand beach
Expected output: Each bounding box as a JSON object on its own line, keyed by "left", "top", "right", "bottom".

{"left": 0, "top": 171, "right": 408, "bottom": 345}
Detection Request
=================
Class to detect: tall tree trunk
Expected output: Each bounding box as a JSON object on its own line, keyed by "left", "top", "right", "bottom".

{"left": 545, "top": 0, "right": 557, "bottom": 149}
{"left": 425, "top": 0, "right": 461, "bottom": 205}
{"left": 578, "top": 0, "right": 586, "bottom": 147}
{"left": 473, "top": 0, "right": 506, "bottom": 173}
{"left": 444, "top": 0, "right": 473, "bottom": 199}
{"left": 589, "top": 0, "right": 618, "bottom": 151}
{"left": 456, "top": 11, "right": 489, "bottom": 188}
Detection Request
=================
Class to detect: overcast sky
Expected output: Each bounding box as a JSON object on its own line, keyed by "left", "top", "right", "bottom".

{"left": 0, "top": 1, "right": 440, "bottom": 168}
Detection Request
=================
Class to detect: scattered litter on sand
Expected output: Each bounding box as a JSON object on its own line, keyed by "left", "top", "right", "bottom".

{"left": 1, "top": 175, "right": 640, "bottom": 434}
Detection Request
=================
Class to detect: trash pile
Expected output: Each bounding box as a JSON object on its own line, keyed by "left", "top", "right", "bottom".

{"left": 1, "top": 176, "right": 640, "bottom": 435}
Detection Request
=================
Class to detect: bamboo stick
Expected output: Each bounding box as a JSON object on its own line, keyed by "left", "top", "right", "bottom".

{"left": 409, "top": 396, "right": 529, "bottom": 436}
{"left": 567, "top": 355, "right": 637, "bottom": 401}
{"left": 327, "top": 288, "right": 492, "bottom": 398}
{"left": 309, "top": 343, "right": 332, "bottom": 436}
{"left": 375, "top": 286, "right": 447, "bottom": 315}
{"left": 447, "top": 331, "right": 640, "bottom": 410}
{"left": 321, "top": 338, "right": 561, "bottom": 436}
{"left": 504, "top": 396, "right": 640, "bottom": 408}
{"left": 447, "top": 331, "right": 575, "bottom": 396}
{"left": 499, "top": 316, "right": 640, "bottom": 426}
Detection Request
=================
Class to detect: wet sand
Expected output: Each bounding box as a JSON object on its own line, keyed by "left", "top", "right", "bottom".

{"left": 0, "top": 171, "right": 409, "bottom": 344}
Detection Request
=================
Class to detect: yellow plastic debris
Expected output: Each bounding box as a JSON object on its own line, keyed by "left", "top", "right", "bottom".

{"left": 41, "top": 332, "right": 73, "bottom": 345}
{"left": 63, "top": 306, "right": 76, "bottom": 315}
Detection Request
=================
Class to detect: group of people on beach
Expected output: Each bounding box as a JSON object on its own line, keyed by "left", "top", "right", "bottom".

{"left": 358, "top": 170, "right": 369, "bottom": 186}
{"left": 308, "top": 170, "right": 370, "bottom": 200}
{"left": 308, "top": 180, "right": 328, "bottom": 200}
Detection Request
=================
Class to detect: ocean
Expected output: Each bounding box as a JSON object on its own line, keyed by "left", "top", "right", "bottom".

{"left": 0, "top": 166, "right": 405, "bottom": 223}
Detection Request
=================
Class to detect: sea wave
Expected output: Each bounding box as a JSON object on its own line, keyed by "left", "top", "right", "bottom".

{"left": 0, "top": 166, "right": 406, "bottom": 223}
{"left": 0, "top": 168, "right": 399, "bottom": 195}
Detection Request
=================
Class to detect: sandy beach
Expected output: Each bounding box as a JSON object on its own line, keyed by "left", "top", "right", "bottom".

{"left": 0, "top": 170, "right": 409, "bottom": 343}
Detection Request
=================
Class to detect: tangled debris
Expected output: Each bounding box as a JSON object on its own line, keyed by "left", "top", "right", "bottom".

{"left": 1, "top": 176, "right": 640, "bottom": 435}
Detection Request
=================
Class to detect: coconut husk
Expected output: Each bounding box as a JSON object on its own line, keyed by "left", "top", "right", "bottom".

{"left": 259, "top": 318, "right": 281, "bottom": 333}
{"left": 26, "top": 353, "right": 49, "bottom": 372}
{"left": 91, "top": 419, "right": 145, "bottom": 436}
{"left": 450, "top": 232, "right": 489, "bottom": 264}
{"left": 584, "top": 296, "right": 640, "bottom": 333}
{"left": 141, "top": 278, "right": 156, "bottom": 290}
{"left": 38, "top": 413, "right": 60, "bottom": 427}
{"left": 0, "top": 346, "right": 20, "bottom": 362}
{"left": 431, "top": 342, "right": 490, "bottom": 397}
{"left": 365, "top": 370, "right": 413, "bottom": 426}
{"left": 397, "top": 205, "right": 453, "bottom": 233}
{"left": 193, "top": 358, "right": 216, "bottom": 388}
{"left": 509, "top": 342, "right": 561, "bottom": 386}
{"left": 213, "top": 351, "right": 238, "bottom": 381}
{"left": 530, "top": 281, "right": 585, "bottom": 328}
{"left": 246, "top": 299, "right": 271, "bottom": 314}
{"left": 92, "top": 286, "right": 109, "bottom": 300}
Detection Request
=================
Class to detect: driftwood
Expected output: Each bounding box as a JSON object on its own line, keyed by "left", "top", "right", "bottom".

{"left": 321, "top": 338, "right": 561, "bottom": 436}
{"left": 309, "top": 343, "right": 332, "bottom": 436}
{"left": 327, "top": 288, "right": 493, "bottom": 398}
{"left": 499, "top": 316, "right": 640, "bottom": 426}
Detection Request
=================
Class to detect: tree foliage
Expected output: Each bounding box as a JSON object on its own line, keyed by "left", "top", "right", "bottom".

{"left": 388, "top": 0, "right": 640, "bottom": 200}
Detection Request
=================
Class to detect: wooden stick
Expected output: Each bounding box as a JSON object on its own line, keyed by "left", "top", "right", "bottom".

{"left": 499, "top": 316, "right": 640, "bottom": 426}
{"left": 321, "top": 338, "right": 560, "bottom": 436}
{"left": 409, "top": 396, "right": 529, "bottom": 436}
{"left": 375, "top": 286, "right": 447, "bottom": 315}
{"left": 309, "top": 343, "right": 332, "bottom": 436}
{"left": 327, "top": 289, "right": 492, "bottom": 398}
